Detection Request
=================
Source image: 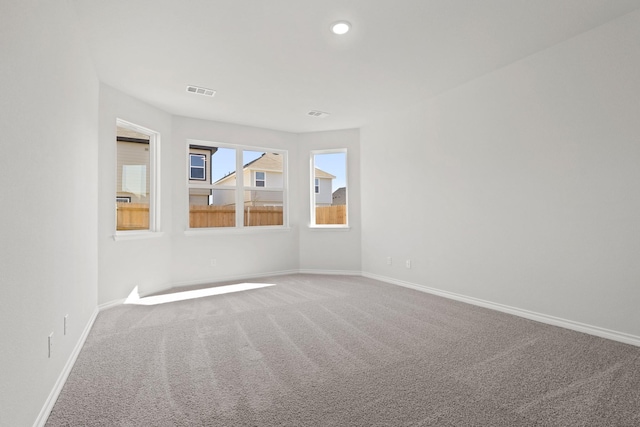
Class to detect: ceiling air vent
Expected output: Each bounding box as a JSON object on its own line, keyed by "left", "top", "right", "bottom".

{"left": 186, "top": 85, "right": 216, "bottom": 97}
{"left": 307, "top": 110, "right": 330, "bottom": 118}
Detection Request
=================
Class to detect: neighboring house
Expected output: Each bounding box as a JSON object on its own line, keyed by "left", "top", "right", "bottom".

{"left": 116, "top": 127, "right": 150, "bottom": 204}
{"left": 198, "top": 152, "right": 334, "bottom": 207}
{"left": 332, "top": 187, "right": 346, "bottom": 206}
{"left": 212, "top": 152, "right": 285, "bottom": 206}
{"left": 314, "top": 168, "right": 335, "bottom": 207}
{"left": 188, "top": 145, "right": 218, "bottom": 206}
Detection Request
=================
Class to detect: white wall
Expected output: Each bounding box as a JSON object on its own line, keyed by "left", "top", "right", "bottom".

{"left": 98, "top": 84, "right": 173, "bottom": 304}
{"left": 299, "top": 129, "right": 361, "bottom": 273}
{"left": 170, "top": 117, "right": 300, "bottom": 286}
{"left": 0, "top": 1, "right": 99, "bottom": 425}
{"left": 361, "top": 10, "right": 640, "bottom": 338}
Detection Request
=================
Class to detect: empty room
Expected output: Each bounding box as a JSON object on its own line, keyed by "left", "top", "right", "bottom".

{"left": 2, "top": 0, "right": 640, "bottom": 425}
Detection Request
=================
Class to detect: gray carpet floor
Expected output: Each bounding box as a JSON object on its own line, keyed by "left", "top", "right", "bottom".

{"left": 46, "top": 274, "right": 640, "bottom": 426}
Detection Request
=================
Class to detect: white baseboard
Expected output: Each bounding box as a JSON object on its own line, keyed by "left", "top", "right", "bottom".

{"left": 98, "top": 298, "right": 126, "bottom": 311}
{"left": 362, "top": 271, "right": 640, "bottom": 348}
{"left": 169, "top": 269, "right": 300, "bottom": 292}
{"left": 98, "top": 269, "right": 359, "bottom": 308}
{"left": 298, "top": 269, "right": 362, "bottom": 276}
{"left": 33, "top": 307, "right": 99, "bottom": 427}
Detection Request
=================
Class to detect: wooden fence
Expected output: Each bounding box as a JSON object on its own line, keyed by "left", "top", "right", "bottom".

{"left": 190, "top": 205, "right": 284, "bottom": 228}
{"left": 190, "top": 205, "right": 236, "bottom": 228}
{"left": 315, "top": 205, "right": 346, "bottom": 225}
{"left": 117, "top": 203, "right": 346, "bottom": 229}
{"left": 244, "top": 206, "right": 283, "bottom": 227}
{"left": 116, "top": 203, "right": 149, "bottom": 231}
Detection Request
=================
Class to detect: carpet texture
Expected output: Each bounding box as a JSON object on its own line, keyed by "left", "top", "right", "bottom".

{"left": 46, "top": 274, "right": 640, "bottom": 426}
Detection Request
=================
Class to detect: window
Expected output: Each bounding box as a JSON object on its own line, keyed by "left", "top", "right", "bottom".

{"left": 255, "top": 171, "right": 265, "bottom": 187}
{"left": 187, "top": 141, "right": 287, "bottom": 229}
{"left": 189, "top": 154, "right": 206, "bottom": 180}
{"left": 311, "top": 150, "right": 347, "bottom": 227}
{"left": 115, "top": 120, "right": 159, "bottom": 232}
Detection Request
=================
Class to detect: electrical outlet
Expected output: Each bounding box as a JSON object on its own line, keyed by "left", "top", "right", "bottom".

{"left": 210, "top": 258, "right": 217, "bottom": 267}
{"left": 64, "top": 314, "right": 68, "bottom": 335}
{"left": 406, "top": 259, "right": 411, "bottom": 269}
{"left": 48, "top": 332, "right": 54, "bottom": 358}
{"left": 386, "top": 257, "right": 392, "bottom": 266}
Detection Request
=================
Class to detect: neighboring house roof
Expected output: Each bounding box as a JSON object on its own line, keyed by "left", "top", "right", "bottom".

{"left": 315, "top": 168, "right": 335, "bottom": 179}
{"left": 243, "top": 152, "right": 283, "bottom": 172}
{"left": 213, "top": 152, "right": 334, "bottom": 184}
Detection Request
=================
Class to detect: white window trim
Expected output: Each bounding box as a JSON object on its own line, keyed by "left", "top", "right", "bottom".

{"left": 309, "top": 148, "right": 348, "bottom": 229}
{"left": 186, "top": 139, "right": 288, "bottom": 232}
{"left": 114, "top": 119, "right": 161, "bottom": 237}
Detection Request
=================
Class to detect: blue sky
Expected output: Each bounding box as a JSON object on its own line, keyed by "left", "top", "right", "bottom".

{"left": 314, "top": 152, "right": 346, "bottom": 192}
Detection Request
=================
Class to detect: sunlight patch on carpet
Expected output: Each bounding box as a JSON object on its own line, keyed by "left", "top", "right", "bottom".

{"left": 124, "top": 283, "right": 276, "bottom": 306}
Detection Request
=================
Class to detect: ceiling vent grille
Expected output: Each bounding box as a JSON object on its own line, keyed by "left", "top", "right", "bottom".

{"left": 186, "top": 85, "right": 216, "bottom": 97}
{"left": 307, "top": 110, "right": 330, "bottom": 118}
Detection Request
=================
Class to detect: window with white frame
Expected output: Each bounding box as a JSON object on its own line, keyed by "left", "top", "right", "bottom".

{"left": 311, "top": 150, "right": 347, "bottom": 227}
{"left": 188, "top": 141, "right": 287, "bottom": 229}
{"left": 115, "top": 120, "right": 160, "bottom": 232}
{"left": 189, "top": 154, "right": 206, "bottom": 180}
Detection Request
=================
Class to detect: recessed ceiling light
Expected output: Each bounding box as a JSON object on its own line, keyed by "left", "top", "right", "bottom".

{"left": 331, "top": 21, "right": 351, "bottom": 35}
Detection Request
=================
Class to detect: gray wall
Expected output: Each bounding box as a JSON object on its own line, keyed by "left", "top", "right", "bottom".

{"left": 0, "top": 1, "right": 99, "bottom": 425}
{"left": 361, "top": 9, "right": 640, "bottom": 338}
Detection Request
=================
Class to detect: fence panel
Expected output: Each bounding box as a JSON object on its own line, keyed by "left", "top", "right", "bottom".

{"left": 316, "top": 205, "right": 346, "bottom": 225}
{"left": 116, "top": 203, "right": 149, "bottom": 231}
{"left": 244, "top": 206, "right": 283, "bottom": 226}
{"left": 118, "top": 203, "right": 346, "bottom": 229}
{"left": 189, "top": 205, "right": 236, "bottom": 228}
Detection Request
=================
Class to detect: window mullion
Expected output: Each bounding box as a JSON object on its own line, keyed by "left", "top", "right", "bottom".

{"left": 235, "top": 148, "right": 244, "bottom": 227}
{"left": 310, "top": 155, "right": 316, "bottom": 225}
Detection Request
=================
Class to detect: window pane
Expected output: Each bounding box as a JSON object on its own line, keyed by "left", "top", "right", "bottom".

{"left": 244, "top": 190, "right": 283, "bottom": 226}
{"left": 190, "top": 167, "right": 205, "bottom": 180}
{"left": 243, "top": 150, "right": 264, "bottom": 167}
{"left": 243, "top": 151, "right": 283, "bottom": 189}
{"left": 116, "top": 126, "right": 151, "bottom": 231}
{"left": 313, "top": 151, "right": 347, "bottom": 225}
{"left": 211, "top": 147, "right": 236, "bottom": 184}
{"left": 190, "top": 154, "right": 205, "bottom": 167}
{"left": 189, "top": 188, "right": 235, "bottom": 228}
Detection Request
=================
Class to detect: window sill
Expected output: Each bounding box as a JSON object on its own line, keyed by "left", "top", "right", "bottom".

{"left": 113, "top": 231, "right": 165, "bottom": 241}
{"left": 307, "top": 225, "right": 351, "bottom": 231}
{"left": 184, "top": 226, "right": 292, "bottom": 237}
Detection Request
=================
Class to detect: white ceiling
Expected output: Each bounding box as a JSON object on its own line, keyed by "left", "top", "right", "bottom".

{"left": 72, "top": 0, "right": 640, "bottom": 133}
